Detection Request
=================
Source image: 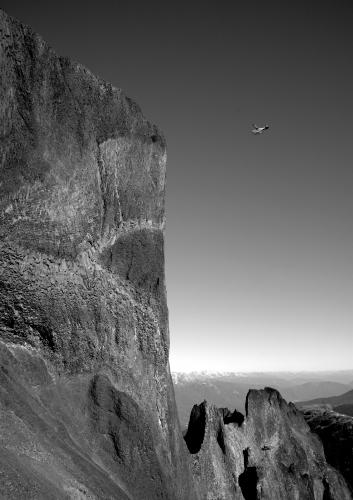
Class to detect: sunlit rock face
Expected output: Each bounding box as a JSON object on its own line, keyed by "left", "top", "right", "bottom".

{"left": 303, "top": 408, "right": 353, "bottom": 495}
{"left": 0, "top": 9, "right": 196, "bottom": 499}
{"left": 1, "top": 9, "right": 352, "bottom": 500}
{"left": 184, "top": 388, "right": 351, "bottom": 500}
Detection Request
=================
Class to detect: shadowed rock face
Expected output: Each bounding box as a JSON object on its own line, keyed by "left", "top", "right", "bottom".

{"left": 184, "top": 388, "right": 351, "bottom": 500}
{"left": 0, "top": 9, "right": 196, "bottom": 499}
{"left": 303, "top": 409, "right": 353, "bottom": 495}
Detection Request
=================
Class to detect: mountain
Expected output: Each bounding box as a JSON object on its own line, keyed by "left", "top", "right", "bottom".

{"left": 173, "top": 371, "right": 352, "bottom": 427}
{"left": 298, "top": 389, "right": 353, "bottom": 414}
{"left": 173, "top": 370, "right": 353, "bottom": 386}
{"left": 184, "top": 388, "right": 351, "bottom": 499}
{"left": 0, "top": 9, "right": 352, "bottom": 499}
{"left": 333, "top": 404, "right": 353, "bottom": 417}
{"left": 0, "top": 9, "right": 196, "bottom": 499}
{"left": 282, "top": 381, "right": 352, "bottom": 401}
{"left": 174, "top": 379, "right": 251, "bottom": 428}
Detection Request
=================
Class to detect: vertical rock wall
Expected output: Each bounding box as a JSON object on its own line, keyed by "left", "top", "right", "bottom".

{"left": 0, "top": 9, "right": 196, "bottom": 499}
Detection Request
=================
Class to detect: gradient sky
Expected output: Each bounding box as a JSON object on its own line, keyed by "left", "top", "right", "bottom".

{"left": 2, "top": 1, "right": 353, "bottom": 372}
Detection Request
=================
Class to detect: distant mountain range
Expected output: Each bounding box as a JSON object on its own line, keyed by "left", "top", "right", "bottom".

{"left": 298, "top": 389, "right": 353, "bottom": 417}
{"left": 172, "top": 371, "right": 353, "bottom": 427}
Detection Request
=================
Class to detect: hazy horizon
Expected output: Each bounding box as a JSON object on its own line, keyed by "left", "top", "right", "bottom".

{"left": 2, "top": 1, "right": 353, "bottom": 373}
{"left": 171, "top": 368, "right": 353, "bottom": 375}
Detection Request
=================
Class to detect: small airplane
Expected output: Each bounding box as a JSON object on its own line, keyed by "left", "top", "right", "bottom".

{"left": 251, "top": 124, "right": 269, "bottom": 134}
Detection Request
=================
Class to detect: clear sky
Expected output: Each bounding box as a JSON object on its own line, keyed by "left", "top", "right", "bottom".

{"left": 2, "top": 1, "right": 353, "bottom": 372}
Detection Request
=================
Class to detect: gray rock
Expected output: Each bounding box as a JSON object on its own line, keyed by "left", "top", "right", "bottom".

{"left": 184, "top": 388, "right": 351, "bottom": 499}
{"left": 0, "top": 8, "right": 196, "bottom": 499}
{"left": 303, "top": 408, "right": 353, "bottom": 495}
{"left": 1, "top": 8, "right": 352, "bottom": 500}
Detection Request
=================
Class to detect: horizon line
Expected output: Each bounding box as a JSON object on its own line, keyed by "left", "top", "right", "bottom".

{"left": 171, "top": 368, "right": 353, "bottom": 374}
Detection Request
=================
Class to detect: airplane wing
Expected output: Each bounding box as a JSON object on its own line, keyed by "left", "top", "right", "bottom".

{"left": 251, "top": 124, "right": 269, "bottom": 134}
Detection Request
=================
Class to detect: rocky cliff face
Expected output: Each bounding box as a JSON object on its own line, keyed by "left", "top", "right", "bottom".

{"left": 0, "top": 9, "right": 351, "bottom": 500}
{"left": 184, "top": 388, "right": 351, "bottom": 499}
{"left": 303, "top": 408, "right": 353, "bottom": 495}
{"left": 0, "top": 9, "right": 196, "bottom": 499}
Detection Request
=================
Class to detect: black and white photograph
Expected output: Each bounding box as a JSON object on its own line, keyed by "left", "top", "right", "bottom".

{"left": 0, "top": 1, "right": 352, "bottom": 498}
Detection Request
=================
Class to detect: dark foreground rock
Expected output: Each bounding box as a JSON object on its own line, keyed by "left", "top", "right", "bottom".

{"left": 303, "top": 408, "right": 353, "bottom": 495}
{"left": 0, "top": 8, "right": 196, "bottom": 499}
{"left": 184, "top": 388, "right": 351, "bottom": 499}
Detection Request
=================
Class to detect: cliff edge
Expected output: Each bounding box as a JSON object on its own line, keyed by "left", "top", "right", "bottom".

{"left": 0, "top": 9, "right": 196, "bottom": 499}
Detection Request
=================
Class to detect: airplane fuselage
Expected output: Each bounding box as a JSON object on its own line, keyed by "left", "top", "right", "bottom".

{"left": 251, "top": 125, "right": 269, "bottom": 134}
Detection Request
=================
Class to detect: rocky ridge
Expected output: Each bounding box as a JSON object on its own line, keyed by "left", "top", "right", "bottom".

{"left": 184, "top": 388, "right": 351, "bottom": 499}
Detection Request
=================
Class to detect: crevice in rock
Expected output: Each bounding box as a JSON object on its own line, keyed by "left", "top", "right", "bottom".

{"left": 216, "top": 425, "right": 226, "bottom": 454}
{"left": 245, "top": 391, "right": 251, "bottom": 418}
{"left": 221, "top": 407, "right": 244, "bottom": 426}
{"left": 96, "top": 139, "right": 107, "bottom": 236}
{"left": 184, "top": 402, "right": 207, "bottom": 454}
{"left": 30, "top": 322, "right": 56, "bottom": 350}
{"left": 238, "top": 448, "right": 258, "bottom": 500}
{"left": 323, "top": 478, "right": 334, "bottom": 500}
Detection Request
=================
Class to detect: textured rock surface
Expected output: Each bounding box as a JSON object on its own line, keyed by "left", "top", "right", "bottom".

{"left": 303, "top": 408, "right": 353, "bottom": 495}
{"left": 1, "top": 9, "right": 352, "bottom": 500}
{"left": 184, "top": 388, "right": 351, "bottom": 499}
{"left": 0, "top": 9, "right": 196, "bottom": 499}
